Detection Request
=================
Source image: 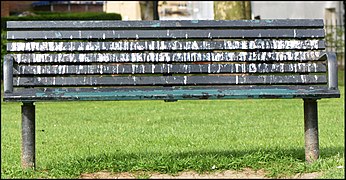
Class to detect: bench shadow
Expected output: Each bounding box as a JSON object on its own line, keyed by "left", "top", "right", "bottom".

{"left": 53, "top": 146, "right": 344, "bottom": 173}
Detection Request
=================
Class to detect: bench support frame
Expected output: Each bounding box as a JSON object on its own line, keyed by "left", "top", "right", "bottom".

{"left": 21, "top": 102, "right": 36, "bottom": 169}
{"left": 303, "top": 99, "right": 319, "bottom": 163}
{"left": 19, "top": 99, "right": 322, "bottom": 169}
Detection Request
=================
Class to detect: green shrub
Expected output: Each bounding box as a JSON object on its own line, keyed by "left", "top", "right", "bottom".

{"left": 1, "top": 12, "right": 122, "bottom": 29}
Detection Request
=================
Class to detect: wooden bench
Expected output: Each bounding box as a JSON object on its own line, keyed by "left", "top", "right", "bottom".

{"left": 3, "top": 19, "right": 340, "bottom": 169}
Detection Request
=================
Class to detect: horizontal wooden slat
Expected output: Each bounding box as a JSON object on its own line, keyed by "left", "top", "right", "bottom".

{"left": 6, "top": 19, "right": 324, "bottom": 29}
{"left": 10, "top": 51, "right": 324, "bottom": 64}
{"left": 7, "top": 29, "right": 325, "bottom": 40}
{"left": 7, "top": 39, "right": 325, "bottom": 52}
{"left": 13, "top": 75, "right": 326, "bottom": 87}
{"left": 3, "top": 85, "right": 340, "bottom": 102}
{"left": 14, "top": 63, "right": 326, "bottom": 75}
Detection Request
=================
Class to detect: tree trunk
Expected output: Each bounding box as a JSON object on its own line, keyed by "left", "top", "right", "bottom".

{"left": 214, "top": 1, "right": 252, "bottom": 20}
{"left": 139, "top": 1, "right": 159, "bottom": 20}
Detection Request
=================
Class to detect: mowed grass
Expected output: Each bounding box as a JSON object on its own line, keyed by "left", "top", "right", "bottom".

{"left": 1, "top": 70, "right": 344, "bottom": 179}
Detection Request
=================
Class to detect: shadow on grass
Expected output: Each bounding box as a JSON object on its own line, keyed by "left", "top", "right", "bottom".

{"left": 45, "top": 146, "right": 344, "bottom": 176}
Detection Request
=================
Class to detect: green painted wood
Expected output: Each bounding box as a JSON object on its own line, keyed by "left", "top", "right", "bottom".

{"left": 10, "top": 51, "right": 324, "bottom": 64}
{"left": 6, "top": 19, "right": 324, "bottom": 29}
{"left": 13, "top": 63, "right": 327, "bottom": 75}
{"left": 7, "top": 39, "right": 325, "bottom": 52}
{"left": 7, "top": 29, "right": 325, "bottom": 40}
{"left": 3, "top": 86, "right": 340, "bottom": 102}
{"left": 12, "top": 74, "right": 327, "bottom": 87}
{"left": 3, "top": 19, "right": 339, "bottom": 103}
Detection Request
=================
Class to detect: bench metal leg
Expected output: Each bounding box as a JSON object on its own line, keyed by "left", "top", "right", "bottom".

{"left": 21, "top": 102, "right": 36, "bottom": 169}
{"left": 303, "top": 99, "right": 319, "bottom": 163}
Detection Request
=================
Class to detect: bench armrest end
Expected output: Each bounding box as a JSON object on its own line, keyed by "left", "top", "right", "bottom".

{"left": 321, "top": 52, "right": 338, "bottom": 90}
{"left": 3, "top": 55, "right": 14, "bottom": 93}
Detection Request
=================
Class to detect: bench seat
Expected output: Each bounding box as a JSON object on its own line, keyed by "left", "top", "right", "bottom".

{"left": 4, "top": 86, "right": 340, "bottom": 102}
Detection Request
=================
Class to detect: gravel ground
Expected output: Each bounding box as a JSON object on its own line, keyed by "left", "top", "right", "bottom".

{"left": 79, "top": 168, "right": 322, "bottom": 179}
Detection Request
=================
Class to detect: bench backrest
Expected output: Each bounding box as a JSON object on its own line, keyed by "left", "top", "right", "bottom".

{"left": 3, "top": 19, "right": 339, "bottom": 101}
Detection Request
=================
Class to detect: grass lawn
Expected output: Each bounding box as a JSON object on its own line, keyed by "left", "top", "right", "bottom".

{"left": 1, "top": 70, "right": 344, "bottom": 179}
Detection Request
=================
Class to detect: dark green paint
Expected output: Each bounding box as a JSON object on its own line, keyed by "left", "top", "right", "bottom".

{"left": 29, "top": 88, "right": 327, "bottom": 101}
{"left": 151, "top": 22, "right": 160, "bottom": 27}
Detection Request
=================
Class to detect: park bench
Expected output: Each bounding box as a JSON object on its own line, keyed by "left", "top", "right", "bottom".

{"left": 3, "top": 19, "right": 340, "bottom": 169}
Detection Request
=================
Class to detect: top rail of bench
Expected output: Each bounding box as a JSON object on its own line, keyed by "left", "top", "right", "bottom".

{"left": 6, "top": 19, "right": 324, "bottom": 29}
{"left": 6, "top": 19, "right": 326, "bottom": 40}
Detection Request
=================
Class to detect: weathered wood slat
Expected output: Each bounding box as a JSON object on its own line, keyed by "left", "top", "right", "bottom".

{"left": 6, "top": 19, "right": 324, "bottom": 29}
{"left": 14, "top": 63, "right": 326, "bottom": 75}
{"left": 10, "top": 51, "right": 324, "bottom": 64}
{"left": 3, "top": 85, "right": 339, "bottom": 102}
{"left": 7, "top": 40, "right": 325, "bottom": 52}
{"left": 13, "top": 75, "right": 326, "bottom": 87}
{"left": 7, "top": 29, "right": 325, "bottom": 40}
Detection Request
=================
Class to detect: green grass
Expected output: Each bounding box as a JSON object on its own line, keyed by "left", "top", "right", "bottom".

{"left": 1, "top": 70, "right": 344, "bottom": 179}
